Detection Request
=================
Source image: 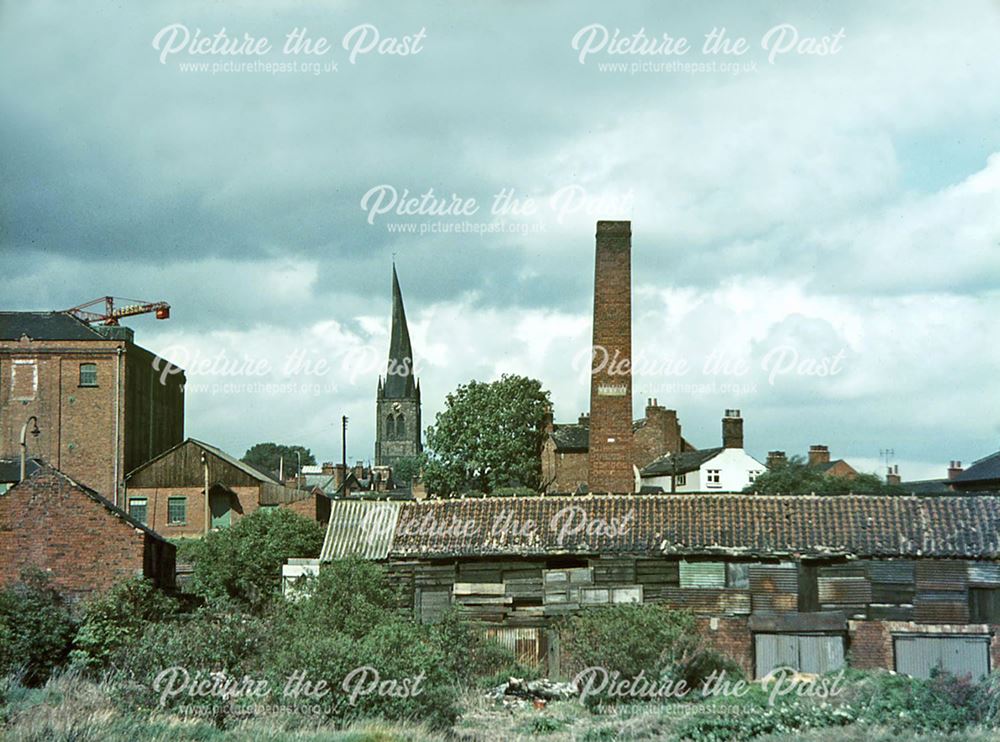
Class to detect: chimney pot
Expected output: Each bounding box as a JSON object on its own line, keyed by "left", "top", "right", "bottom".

{"left": 808, "top": 445, "right": 831, "bottom": 466}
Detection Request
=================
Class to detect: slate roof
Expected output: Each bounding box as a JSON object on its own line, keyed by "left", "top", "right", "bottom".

{"left": 900, "top": 479, "right": 954, "bottom": 495}
{"left": 387, "top": 493, "right": 1000, "bottom": 559}
{"left": 550, "top": 424, "right": 589, "bottom": 452}
{"left": 641, "top": 448, "right": 725, "bottom": 477}
{"left": 0, "top": 312, "right": 103, "bottom": 341}
{"left": 952, "top": 451, "right": 1000, "bottom": 484}
{"left": 0, "top": 458, "right": 42, "bottom": 483}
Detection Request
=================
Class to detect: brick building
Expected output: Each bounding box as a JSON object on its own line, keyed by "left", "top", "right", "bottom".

{"left": 124, "top": 438, "right": 330, "bottom": 537}
{"left": 0, "top": 465, "right": 175, "bottom": 601}
{"left": 319, "top": 492, "right": 1000, "bottom": 680}
{"left": 541, "top": 400, "right": 694, "bottom": 493}
{"left": 0, "top": 312, "right": 185, "bottom": 503}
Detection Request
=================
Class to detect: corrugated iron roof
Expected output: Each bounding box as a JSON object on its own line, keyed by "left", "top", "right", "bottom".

{"left": 387, "top": 493, "right": 1000, "bottom": 559}
{"left": 320, "top": 499, "right": 401, "bottom": 561}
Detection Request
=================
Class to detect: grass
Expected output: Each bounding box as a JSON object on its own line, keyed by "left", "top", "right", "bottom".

{"left": 6, "top": 672, "right": 1000, "bottom": 742}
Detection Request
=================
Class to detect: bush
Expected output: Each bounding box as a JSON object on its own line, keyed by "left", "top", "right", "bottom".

{"left": 0, "top": 570, "right": 77, "bottom": 686}
{"left": 113, "top": 604, "right": 270, "bottom": 711}
{"left": 559, "top": 604, "right": 740, "bottom": 704}
{"left": 70, "top": 578, "right": 179, "bottom": 672}
{"left": 266, "top": 559, "right": 460, "bottom": 728}
{"left": 431, "top": 609, "right": 540, "bottom": 686}
{"left": 188, "top": 508, "right": 325, "bottom": 612}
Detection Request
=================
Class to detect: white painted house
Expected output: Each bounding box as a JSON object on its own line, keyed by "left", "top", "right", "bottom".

{"left": 639, "top": 410, "right": 766, "bottom": 493}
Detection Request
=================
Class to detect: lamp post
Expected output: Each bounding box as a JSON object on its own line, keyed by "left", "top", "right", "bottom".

{"left": 20, "top": 416, "right": 40, "bottom": 482}
{"left": 296, "top": 450, "right": 302, "bottom": 488}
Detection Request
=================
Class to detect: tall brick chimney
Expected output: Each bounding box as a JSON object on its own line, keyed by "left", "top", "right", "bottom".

{"left": 808, "top": 445, "right": 830, "bottom": 466}
{"left": 948, "top": 460, "right": 963, "bottom": 480}
{"left": 588, "top": 220, "right": 634, "bottom": 493}
{"left": 766, "top": 451, "right": 787, "bottom": 469}
{"left": 722, "top": 409, "right": 743, "bottom": 449}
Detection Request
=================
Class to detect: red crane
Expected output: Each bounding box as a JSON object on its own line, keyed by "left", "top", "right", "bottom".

{"left": 65, "top": 296, "right": 171, "bottom": 326}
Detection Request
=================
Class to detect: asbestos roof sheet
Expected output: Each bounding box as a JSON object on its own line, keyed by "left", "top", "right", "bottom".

{"left": 320, "top": 499, "right": 402, "bottom": 561}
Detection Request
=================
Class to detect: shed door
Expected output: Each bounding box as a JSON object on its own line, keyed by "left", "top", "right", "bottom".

{"left": 755, "top": 634, "right": 845, "bottom": 678}
{"left": 895, "top": 636, "right": 989, "bottom": 680}
{"left": 210, "top": 491, "right": 231, "bottom": 528}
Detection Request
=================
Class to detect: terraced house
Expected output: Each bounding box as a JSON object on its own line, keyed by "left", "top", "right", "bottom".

{"left": 315, "top": 492, "right": 1000, "bottom": 680}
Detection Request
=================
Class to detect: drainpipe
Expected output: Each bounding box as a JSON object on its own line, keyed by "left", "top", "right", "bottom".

{"left": 202, "top": 450, "right": 209, "bottom": 535}
{"left": 113, "top": 347, "right": 123, "bottom": 505}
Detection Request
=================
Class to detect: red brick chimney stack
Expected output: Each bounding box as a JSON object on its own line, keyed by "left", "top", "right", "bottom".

{"left": 587, "top": 220, "right": 634, "bottom": 494}
{"left": 808, "top": 445, "right": 831, "bottom": 466}
{"left": 948, "top": 460, "right": 964, "bottom": 480}
{"left": 886, "top": 464, "right": 901, "bottom": 486}
{"left": 722, "top": 409, "right": 743, "bottom": 449}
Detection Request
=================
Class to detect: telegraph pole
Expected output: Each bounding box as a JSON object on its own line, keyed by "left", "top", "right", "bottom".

{"left": 342, "top": 415, "right": 348, "bottom": 469}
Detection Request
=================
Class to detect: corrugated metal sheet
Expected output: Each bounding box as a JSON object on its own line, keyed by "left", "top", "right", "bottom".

{"left": 483, "top": 627, "right": 546, "bottom": 667}
{"left": 895, "top": 636, "right": 989, "bottom": 680}
{"left": 752, "top": 592, "right": 798, "bottom": 613}
{"left": 755, "top": 634, "right": 845, "bottom": 678}
{"left": 968, "top": 563, "right": 1000, "bottom": 586}
{"left": 319, "top": 500, "right": 401, "bottom": 561}
{"left": 749, "top": 565, "right": 798, "bottom": 594}
{"left": 680, "top": 560, "right": 726, "bottom": 588}
{"left": 818, "top": 576, "right": 873, "bottom": 605}
{"left": 916, "top": 561, "right": 968, "bottom": 591}
{"left": 915, "top": 593, "right": 970, "bottom": 623}
{"left": 869, "top": 560, "right": 915, "bottom": 584}
{"left": 661, "top": 587, "right": 751, "bottom": 615}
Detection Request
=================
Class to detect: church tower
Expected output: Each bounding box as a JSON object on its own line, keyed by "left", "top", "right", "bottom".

{"left": 375, "top": 265, "right": 422, "bottom": 467}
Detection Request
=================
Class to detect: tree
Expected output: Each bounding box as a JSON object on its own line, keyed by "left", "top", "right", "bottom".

{"left": 745, "top": 455, "right": 905, "bottom": 496}
{"left": 188, "top": 508, "right": 325, "bottom": 612}
{"left": 422, "top": 374, "right": 551, "bottom": 495}
{"left": 241, "top": 442, "right": 316, "bottom": 476}
{"left": 391, "top": 454, "right": 422, "bottom": 487}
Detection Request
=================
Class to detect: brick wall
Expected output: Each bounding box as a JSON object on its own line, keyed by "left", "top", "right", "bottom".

{"left": 697, "top": 616, "right": 753, "bottom": 677}
{"left": 125, "top": 484, "right": 260, "bottom": 537}
{"left": 848, "top": 620, "right": 1000, "bottom": 672}
{"left": 588, "top": 221, "right": 634, "bottom": 493}
{"left": 0, "top": 337, "right": 185, "bottom": 502}
{"left": 541, "top": 438, "right": 589, "bottom": 493}
{"left": 0, "top": 467, "right": 175, "bottom": 601}
{"left": 633, "top": 404, "right": 683, "bottom": 470}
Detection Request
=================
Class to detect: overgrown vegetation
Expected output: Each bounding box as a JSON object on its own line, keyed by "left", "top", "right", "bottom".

{"left": 745, "top": 455, "right": 905, "bottom": 496}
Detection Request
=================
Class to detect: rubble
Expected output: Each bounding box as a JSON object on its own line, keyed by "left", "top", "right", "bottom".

{"left": 487, "top": 677, "right": 579, "bottom": 707}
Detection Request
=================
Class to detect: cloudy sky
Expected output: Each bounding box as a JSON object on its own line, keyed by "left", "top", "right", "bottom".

{"left": 2, "top": 1, "right": 998, "bottom": 481}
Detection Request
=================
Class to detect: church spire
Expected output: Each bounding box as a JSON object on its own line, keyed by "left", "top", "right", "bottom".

{"left": 383, "top": 264, "right": 416, "bottom": 399}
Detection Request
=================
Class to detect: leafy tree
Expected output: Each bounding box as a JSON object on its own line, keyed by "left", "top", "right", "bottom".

{"left": 391, "top": 454, "right": 422, "bottom": 487}
{"left": 189, "top": 508, "right": 325, "bottom": 612}
{"left": 746, "top": 455, "right": 904, "bottom": 495}
{"left": 241, "top": 442, "right": 316, "bottom": 476}
{"left": 422, "top": 374, "right": 551, "bottom": 495}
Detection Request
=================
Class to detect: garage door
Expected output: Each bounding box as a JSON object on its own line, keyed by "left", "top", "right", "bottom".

{"left": 755, "top": 633, "right": 845, "bottom": 678}
{"left": 894, "top": 635, "right": 989, "bottom": 680}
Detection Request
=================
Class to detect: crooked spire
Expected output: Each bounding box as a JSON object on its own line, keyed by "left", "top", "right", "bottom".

{"left": 383, "top": 264, "right": 416, "bottom": 399}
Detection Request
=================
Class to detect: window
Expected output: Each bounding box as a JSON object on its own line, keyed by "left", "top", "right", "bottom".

{"left": 675, "top": 473, "right": 687, "bottom": 486}
{"left": 129, "top": 497, "right": 148, "bottom": 526}
{"left": 11, "top": 360, "right": 37, "bottom": 401}
{"left": 396, "top": 413, "right": 405, "bottom": 436}
{"left": 706, "top": 469, "right": 721, "bottom": 487}
{"left": 386, "top": 414, "right": 396, "bottom": 438}
{"left": 748, "top": 470, "right": 763, "bottom": 483}
{"left": 167, "top": 496, "right": 187, "bottom": 525}
{"left": 79, "top": 363, "right": 98, "bottom": 387}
